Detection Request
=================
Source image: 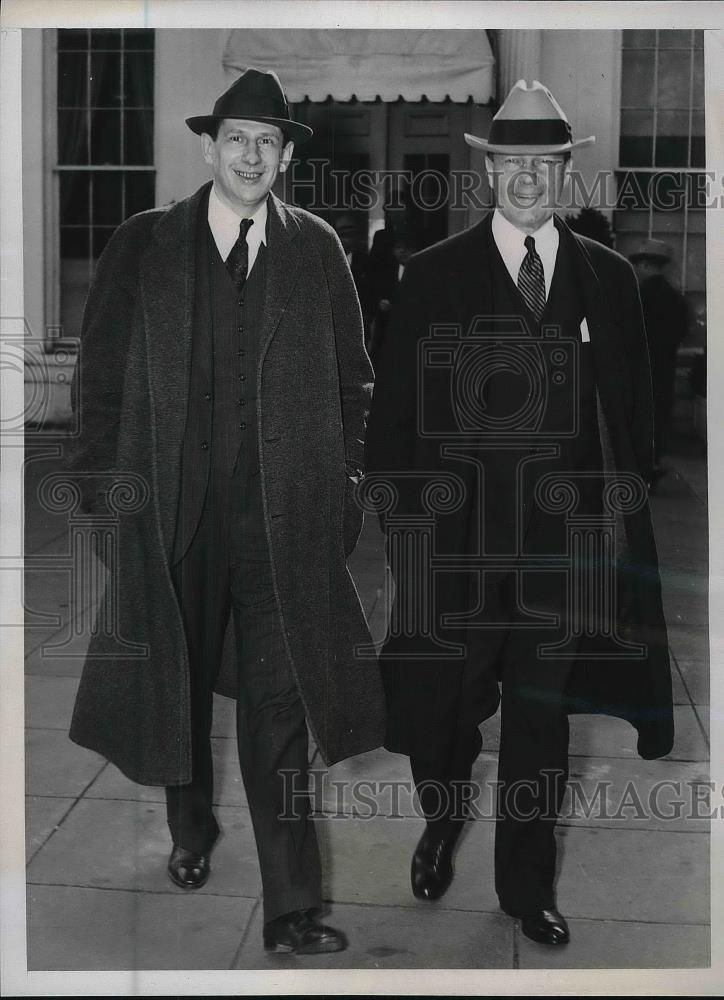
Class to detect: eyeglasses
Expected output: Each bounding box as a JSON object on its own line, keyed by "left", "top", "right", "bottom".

{"left": 498, "top": 156, "right": 566, "bottom": 173}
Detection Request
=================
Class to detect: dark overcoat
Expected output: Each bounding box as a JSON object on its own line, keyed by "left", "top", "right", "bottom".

{"left": 365, "top": 212, "right": 674, "bottom": 762}
{"left": 68, "top": 183, "right": 385, "bottom": 785}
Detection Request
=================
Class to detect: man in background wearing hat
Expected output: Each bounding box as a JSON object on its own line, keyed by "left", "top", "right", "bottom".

{"left": 366, "top": 80, "right": 673, "bottom": 945}
{"left": 630, "top": 238, "right": 689, "bottom": 489}
{"left": 68, "top": 68, "right": 384, "bottom": 955}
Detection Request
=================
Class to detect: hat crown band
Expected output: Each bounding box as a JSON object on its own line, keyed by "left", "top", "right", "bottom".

{"left": 213, "top": 94, "right": 289, "bottom": 120}
{"left": 488, "top": 118, "right": 572, "bottom": 147}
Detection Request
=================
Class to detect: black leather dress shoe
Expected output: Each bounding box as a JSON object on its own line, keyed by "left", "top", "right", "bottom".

{"left": 411, "top": 826, "right": 460, "bottom": 901}
{"left": 519, "top": 908, "right": 570, "bottom": 945}
{"left": 167, "top": 845, "right": 211, "bottom": 890}
{"left": 263, "top": 909, "right": 347, "bottom": 955}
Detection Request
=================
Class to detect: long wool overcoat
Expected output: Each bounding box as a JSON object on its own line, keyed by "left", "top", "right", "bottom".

{"left": 365, "top": 213, "right": 674, "bottom": 763}
{"left": 68, "top": 183, "right": 385, "bottom": 785}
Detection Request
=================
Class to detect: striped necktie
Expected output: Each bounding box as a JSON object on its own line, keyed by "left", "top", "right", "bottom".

{"left": 226, "top": 217, "right": 254, "bottom": 290}
{"left": 517, "top": 235, "right": 546, "bottom": 323}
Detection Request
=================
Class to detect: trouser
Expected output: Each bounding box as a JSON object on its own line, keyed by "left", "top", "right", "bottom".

{"left": 493, "top": 471, "right": 600, "bottom": 913}
{"left": 408, "top": 634, "right": 571, "bottom": 914}
{"left": 409, "top": 655, "right": 487, "bottom": 838}
{"left": 165, "top": 465, "right": 322, "bottom": 922}
{"left": 493, "top": 645, "right": 571, "bottom": 915}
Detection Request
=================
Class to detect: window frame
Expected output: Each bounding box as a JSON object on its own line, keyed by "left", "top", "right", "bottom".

{"left": 43, "top": 28, "right": 156, "bottom": 354}
{"left": 616, "top": 28, "right": 704, "bottom": 295}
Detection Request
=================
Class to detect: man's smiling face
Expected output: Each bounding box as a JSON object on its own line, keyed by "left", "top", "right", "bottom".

{"left": 486, "top": 153, "right": 571, "bottom": 235}
{"left": 201, "top": 118, "right": 294, "bottom": 216}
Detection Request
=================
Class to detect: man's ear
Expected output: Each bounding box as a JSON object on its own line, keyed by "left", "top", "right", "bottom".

{"left": 200, "top": 133, "right": 214, "bottom": 166}
{"left": 279, "top": 140, "right": 295, "bottom": 173}
{"left": 485, "top": 155, "right": 496, "bottom": 191}
{"left": 560, "top": 157, "right": 573, "bottom": 200}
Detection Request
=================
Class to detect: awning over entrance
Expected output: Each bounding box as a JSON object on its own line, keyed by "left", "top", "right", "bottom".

{"left": 222, "top": 29, "right": 495, "bottom": 103}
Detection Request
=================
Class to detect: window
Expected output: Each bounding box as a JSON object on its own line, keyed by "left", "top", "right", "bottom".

{"left": 51, "top": 28, "right": 156, "bottom": 348}
{"left": 615, "top": 29, "right": 705, "bottom": 313}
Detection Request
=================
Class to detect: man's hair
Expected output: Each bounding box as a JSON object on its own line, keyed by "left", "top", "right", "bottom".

{"left": 204, "top": 120, "right": 289, "bottom": 147}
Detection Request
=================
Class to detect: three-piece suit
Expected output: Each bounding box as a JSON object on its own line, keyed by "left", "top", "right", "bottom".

{"left": 365, "top": 210, "right": 673, "bottom": 913}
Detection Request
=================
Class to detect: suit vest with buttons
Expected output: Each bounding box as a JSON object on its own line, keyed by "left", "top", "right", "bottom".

{"left": 172, "top": 191, "right": 266, "bottom": 565}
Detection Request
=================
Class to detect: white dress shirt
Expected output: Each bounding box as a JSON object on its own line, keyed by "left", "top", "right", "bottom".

{"left": 207, "top": 185, "right": 267, "bottom": 274}
{"left": 491, "top": 209, "right": 559, "bottom": 300}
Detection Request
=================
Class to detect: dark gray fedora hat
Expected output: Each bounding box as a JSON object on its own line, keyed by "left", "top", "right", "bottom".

{"left": 186, "top": 67, "right": 313, "bottom": 144}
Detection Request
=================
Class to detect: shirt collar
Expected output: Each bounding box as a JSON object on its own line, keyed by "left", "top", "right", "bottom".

{"left": 492, "top": 209, "right": 557, "bottom": 255}
{"left": 208, "top": 185, "right": 268, "bottom": 265}
{"left": 491, "top": 209, "right": 559, "bottom": 297}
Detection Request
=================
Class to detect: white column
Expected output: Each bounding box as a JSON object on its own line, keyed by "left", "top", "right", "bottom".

{"left": 497, "top": 30, "right": 543, "bottom": 98}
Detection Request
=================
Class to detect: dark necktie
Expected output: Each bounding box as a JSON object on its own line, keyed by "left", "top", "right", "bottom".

{"left": 225, "top": 217, "right": 254, "bottom": 290}
{"left": 517, "top": 234, "right": 546, "bottom": 323}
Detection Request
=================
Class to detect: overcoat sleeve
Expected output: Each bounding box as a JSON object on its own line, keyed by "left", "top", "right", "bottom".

{"left": 68, "top": 219, "right": 143, "bottom": 512}
{"left": 321, "top": 229, "right": 374, "bottom": 474}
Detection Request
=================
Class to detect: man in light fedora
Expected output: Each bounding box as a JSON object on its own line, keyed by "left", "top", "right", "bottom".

{"left": 366, "top": 80, "right": 673, "bottom": 944}
{"left": 68, "top": 67, "right": 384, "bottom": 955}
{"left": 629, "top": 238, "right": 689, "bottom": 487}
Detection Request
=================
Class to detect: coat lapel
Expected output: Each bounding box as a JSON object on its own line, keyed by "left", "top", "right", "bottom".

{"left": 259, "top": 193, "right": 303, "bottom": 363}
{"left": 554, "top": 216, "right": 626, "bottom": 376}
{"left": 444, "top": 214, "right": 494, "bottom": 328}
{"left": 139, "top": 182, "right": 209, "bottom": 552}
{"left": 554, "top": 216, "right": 630, "bottom": 457}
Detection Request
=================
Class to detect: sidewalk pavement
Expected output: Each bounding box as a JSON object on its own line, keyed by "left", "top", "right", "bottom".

{"left": 23, "top": 431, "right": 710, "bottom": 971}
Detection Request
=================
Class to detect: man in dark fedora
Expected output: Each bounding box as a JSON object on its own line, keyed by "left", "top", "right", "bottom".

{"left": 629, "top": 238, "right": 688, "bottom": 488}
{"left": 366, "top": 80, "right": 673, "bottom": 945}
{"left": 68, "top": 67, "right": 384, "bottom": 955}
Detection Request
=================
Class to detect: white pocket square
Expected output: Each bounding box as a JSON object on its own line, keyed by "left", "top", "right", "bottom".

{"left": 580, "top": 318, "right": 591, "bottom": 343}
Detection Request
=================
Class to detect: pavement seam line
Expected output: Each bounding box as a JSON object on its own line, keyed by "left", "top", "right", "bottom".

{"left": 229, "top": 897, "right": 262, "bottom": 968}
{"left": 25, "top": 759, "right": 109, "bottom": 867}
{"left": 24, "top": 795, "right": 85, "bottom": 868}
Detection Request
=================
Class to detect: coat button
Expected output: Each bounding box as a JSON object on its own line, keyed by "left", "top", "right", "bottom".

{"left": 203, "top": 392, "right": 211, "bottom": 401}
{"left": 201, "top": 441, "right": 209, "bottom": 450}
{"left": 239, "top": 422, "right": 246, "bottom": 430}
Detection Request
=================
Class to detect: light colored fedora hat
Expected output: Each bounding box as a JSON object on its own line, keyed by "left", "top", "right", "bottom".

{"left": 465, "top": 79, "right": 595, "bottom": 155}
{"left": 629, "top": 238, "right": 672, "bottom": 263}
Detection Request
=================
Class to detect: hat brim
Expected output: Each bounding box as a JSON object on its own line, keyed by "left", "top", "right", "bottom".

{"left": 464, "top": 132, "right": 596, "bottom": 154}
{"left": 186, "top": 114, "right": 313, "bottom": 144}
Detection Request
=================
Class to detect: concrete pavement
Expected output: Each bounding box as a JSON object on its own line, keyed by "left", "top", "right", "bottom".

{"left": 23, "top": 427, "right": 710, "bottom": 971}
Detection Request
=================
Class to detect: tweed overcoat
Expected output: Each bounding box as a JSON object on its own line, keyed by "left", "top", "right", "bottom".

{"left": 365, "top": 213, "right": 674, "bottom": 763}
{"left": 68, "top": 183, "right": 385, "bottom": 785}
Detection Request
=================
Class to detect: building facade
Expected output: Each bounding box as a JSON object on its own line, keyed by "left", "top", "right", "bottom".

{"left": 21, "top": 28, "right": 706, "bottom": 425}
